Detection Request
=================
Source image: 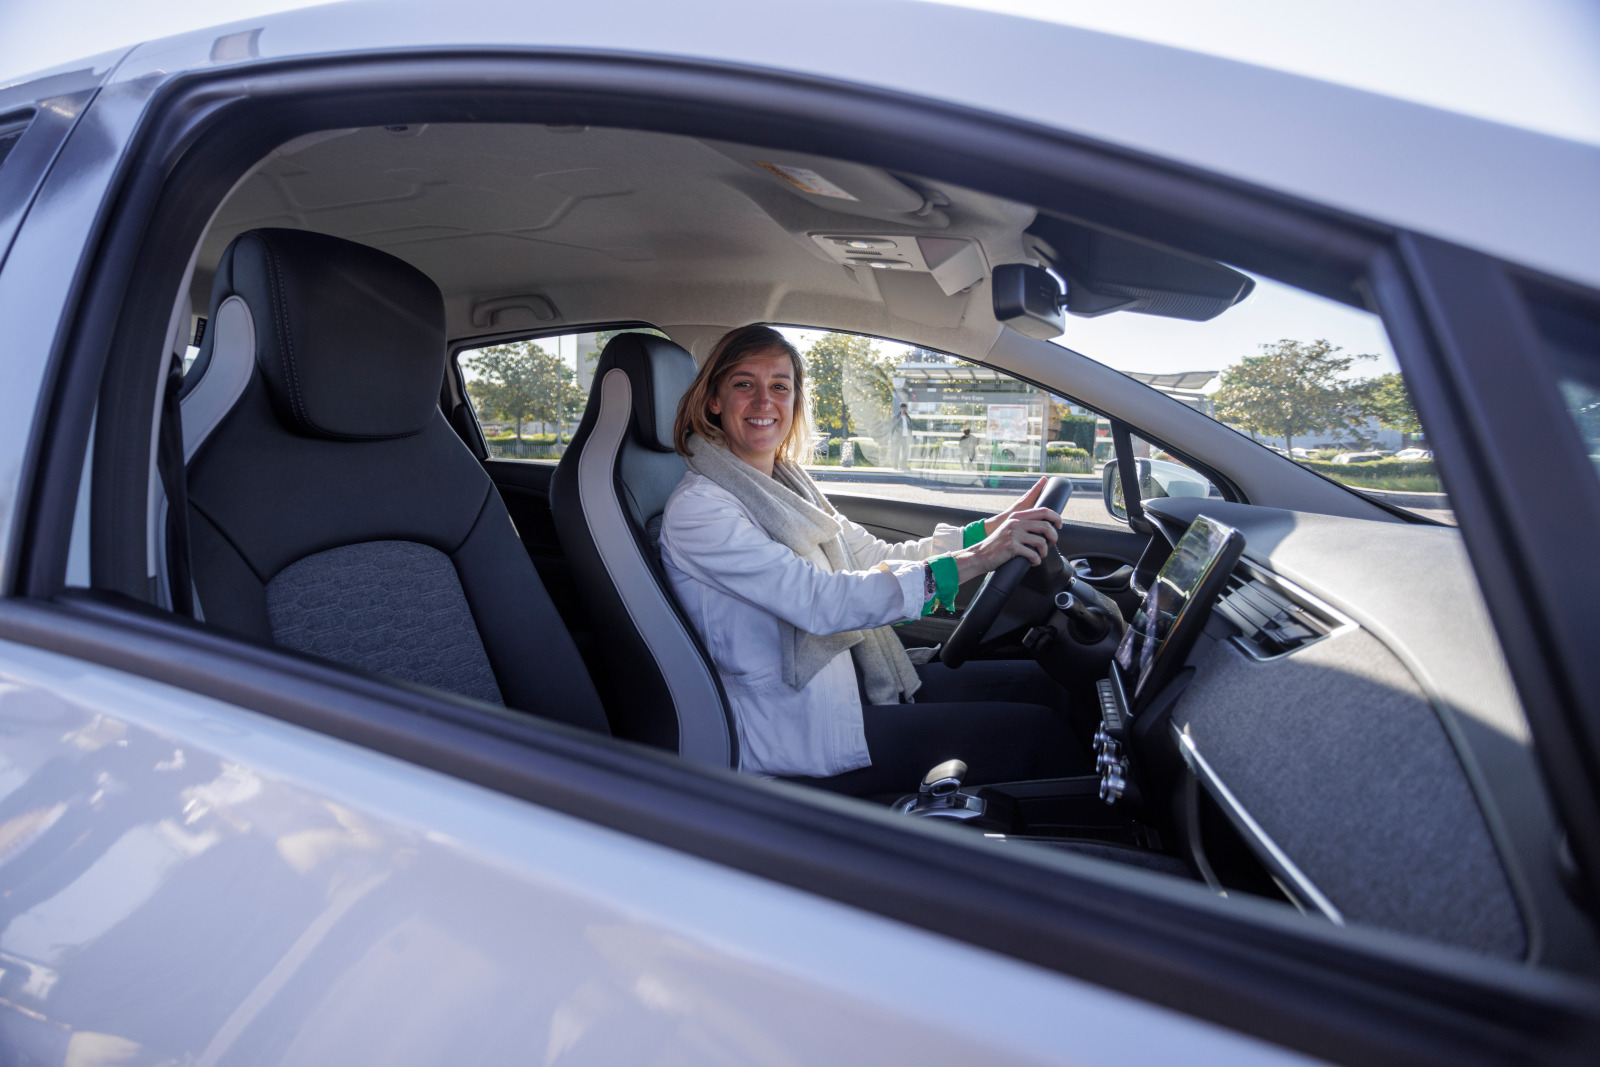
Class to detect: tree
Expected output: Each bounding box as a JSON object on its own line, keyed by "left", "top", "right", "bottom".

{"left": 1213, "top": 338, "right": 1374, "bottom": 455}
{"left": 804, "top": 332, "right": 899, "bottom": 441}
{"left": 1357, "top": 372, "right": 1423, "bottom": 445}
{"left": 462, "top": 341, "right": 577, "bottom": 441}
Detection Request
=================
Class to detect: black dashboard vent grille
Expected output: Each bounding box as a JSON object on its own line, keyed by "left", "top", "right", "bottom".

{"left": 1214, "top": 565, "right": 1348, "bottom": 659}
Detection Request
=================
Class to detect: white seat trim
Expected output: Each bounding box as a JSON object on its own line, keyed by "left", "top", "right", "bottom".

{"left": 182, "top": 294, "right": 256, "bottom": 461}
{"left": 576, "top": 367, "right": 734, "bottom": 767}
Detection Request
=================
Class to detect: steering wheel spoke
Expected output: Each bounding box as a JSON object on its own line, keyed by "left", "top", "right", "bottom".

{"left": 940, "top": 477, "right": 1074, "bottom": 667}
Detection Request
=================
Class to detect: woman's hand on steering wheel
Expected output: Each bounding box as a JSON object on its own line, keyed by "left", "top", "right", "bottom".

{"left": 954, "top": 505, "right": 1062, "bottom": 583}
{"left": 978, "top": 475, "right": 1051, "bottom": 539}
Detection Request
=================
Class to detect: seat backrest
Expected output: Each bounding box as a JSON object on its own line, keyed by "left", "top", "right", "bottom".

{"left": 551, "top": 333, "right": 737, "bottom": 767}
{"left": 181, "top": 228, "right": 608, "bottom": 734}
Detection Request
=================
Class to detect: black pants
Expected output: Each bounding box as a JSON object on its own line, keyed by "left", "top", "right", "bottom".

{"left": 800, "top": 660, "right": 1091, "bottom": 798}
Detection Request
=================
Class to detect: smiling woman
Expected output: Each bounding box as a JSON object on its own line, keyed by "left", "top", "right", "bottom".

{"left": 676, "top": 325, "right": 807, "bottom": 475}
{"left": 658, "top": 324, "right": 1091, "bottom": 788}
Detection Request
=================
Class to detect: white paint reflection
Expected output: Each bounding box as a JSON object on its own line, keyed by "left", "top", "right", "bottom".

{"left": 276, "top": 802, "right": 382, "bottom": 875}
{"left": 1, "top": 819, "right": 219, "bottom": 965}
{"left": 0, "top": 803, "right": 67, "bottom": 871}
{"left": 60, "top": 715, "right": 127, "bottom": 752}
{"left": 180, "top": 762, "right": 260, "bottom": 831}
{"left": 0, "top": 951, "right": 59, "bottom": 999}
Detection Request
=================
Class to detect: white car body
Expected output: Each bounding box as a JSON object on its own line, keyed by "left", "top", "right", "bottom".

{"left": 0, "top": 3, "right": 1598, "bottom": 1065}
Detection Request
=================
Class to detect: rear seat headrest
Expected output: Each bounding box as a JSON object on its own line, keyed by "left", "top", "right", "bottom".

{"left": 213, "top": 228, "right": 446, "bottom": 440}
{"left": 595, "top": 333, "right": 697, "bottom": 453}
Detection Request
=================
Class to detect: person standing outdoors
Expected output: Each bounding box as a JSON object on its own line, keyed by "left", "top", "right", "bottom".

{"left": 888, "top": 401, "right": 914, "bottom": 470}
{"left": 958, "top": 426, "right": 977, "bottom": 470}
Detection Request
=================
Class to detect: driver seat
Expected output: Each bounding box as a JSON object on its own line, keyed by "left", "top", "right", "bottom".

{"left": 550, "top": 334, "right": 739, "bottom": 767}
{"left": 179, "top": 228, "right": 609, "bottom": 734}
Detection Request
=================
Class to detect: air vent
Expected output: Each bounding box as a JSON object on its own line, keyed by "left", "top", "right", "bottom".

{"left": 1214, "top": 562, "right": 1353, "bottom": 660}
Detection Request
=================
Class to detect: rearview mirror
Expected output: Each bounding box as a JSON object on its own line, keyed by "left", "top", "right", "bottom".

{"left": 992, "top": 263, "right": 1066, "bottom": 339}
{"left": 1026, "top": 214, "right": 1254, "bottom": 322}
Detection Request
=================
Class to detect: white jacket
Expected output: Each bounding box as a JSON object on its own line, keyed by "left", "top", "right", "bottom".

{"left": 659, "top": 471, "right": 965, "bottom": 778}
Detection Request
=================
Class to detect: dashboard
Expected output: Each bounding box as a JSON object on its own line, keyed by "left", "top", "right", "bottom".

{"left": 1129, "top": 498, "right": 1561, "bottom": 960}
{"left": 922, "top": 496, "right": 1581, "bottom": 964}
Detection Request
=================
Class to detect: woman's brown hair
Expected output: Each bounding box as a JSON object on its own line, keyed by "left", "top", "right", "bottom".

{"left": 673, "top": 325, "right": 812, "bottom": 463}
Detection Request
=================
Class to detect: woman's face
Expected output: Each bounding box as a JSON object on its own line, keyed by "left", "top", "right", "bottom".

{"left": 708, "top": 349, "right": 795, "bottom": 473}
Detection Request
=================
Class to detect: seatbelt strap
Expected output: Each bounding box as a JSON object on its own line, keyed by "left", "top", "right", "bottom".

{"left": 156, "top": 352, "right": 194, "bottom": 616}
{"left": 1111, "top": 420, "right": 1151, "bottom": 533}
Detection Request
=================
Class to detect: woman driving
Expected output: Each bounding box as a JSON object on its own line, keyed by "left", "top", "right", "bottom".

{"left": 659, "top": 325, "right": 1090, "bottom": 793}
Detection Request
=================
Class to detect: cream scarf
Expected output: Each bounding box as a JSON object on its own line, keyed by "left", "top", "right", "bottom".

{"left": 683, "top": 434, "right": 922, "bottom": 705}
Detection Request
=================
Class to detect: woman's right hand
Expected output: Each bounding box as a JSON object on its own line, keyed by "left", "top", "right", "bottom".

{"left": 952, "top": 506, "right": 1062, "bottom": 584}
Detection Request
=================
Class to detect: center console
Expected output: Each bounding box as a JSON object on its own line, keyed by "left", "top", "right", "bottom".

{"left": 895, "top": 514, "right": 1249, "bottom": 871}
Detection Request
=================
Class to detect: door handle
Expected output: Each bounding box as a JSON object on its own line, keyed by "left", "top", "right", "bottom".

{"left": 1070, "top": 560, "right": 1133, "bottom": 591}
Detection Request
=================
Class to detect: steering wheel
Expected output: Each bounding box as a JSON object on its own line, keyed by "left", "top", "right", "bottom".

{"left": 940, "top": 477, "right": 1074, "bottom": 668}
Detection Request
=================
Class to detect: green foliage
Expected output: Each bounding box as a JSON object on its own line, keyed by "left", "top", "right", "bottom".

{"left": 1053, "top": 414, "right": 1098, "bottom": 452}
{"left": 463, "top": 341, "right": 578, "bottom": 440}
{"left": 486, "top": 432, "right": 559, "bottom": 445}
{"left": 846, "top": 436, "right": 880, "bottom": 466}
{"left": 1357, "top": 373, "right": 1422, "bottom": 436}
{"left": 804, "top": 333, "right": 899, "bottom": 440}
{"left": 1045, "top": 443, "right": 1092, "bottom": 474}
{"left": 1213, "top": 338, "right": 1375, "bottom": 454}
{"left": 1296, "top": 457, "right": 1441, "bottom": 493}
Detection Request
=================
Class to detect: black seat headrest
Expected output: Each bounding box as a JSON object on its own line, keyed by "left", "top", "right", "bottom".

{"left": 592, "top": 333, "right": 698, "bottom": 453}
{"left": 210, "top": 228, "right": 446, "bottom": 440}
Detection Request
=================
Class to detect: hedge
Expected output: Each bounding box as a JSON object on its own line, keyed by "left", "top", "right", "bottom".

{"left": 1296, "top": 457, "right": 1442, "bottom": 493}
{"left": 1055, "top": 415, "right": 1098, "bottom": 453}
{"left": 486, "top": 432, "right": 559, "bottom": 445}
{"left": 1045, "top": 443, "right": 1092, "bottom": 474}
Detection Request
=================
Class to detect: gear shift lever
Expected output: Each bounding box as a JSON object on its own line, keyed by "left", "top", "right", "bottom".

{"left": 892, "top": 759, "right": 986, "bottom": 819}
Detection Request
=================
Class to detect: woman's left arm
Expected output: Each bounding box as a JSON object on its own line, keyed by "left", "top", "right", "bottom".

{"left": 838, "top": 475, "right": 1052, "bottom": 566}
{"left": 839, "top": 516, "right": 965, "bottom": 567}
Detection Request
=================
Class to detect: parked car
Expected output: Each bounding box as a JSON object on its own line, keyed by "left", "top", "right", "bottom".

{"left": 1394, "top": 447, "right": 1436, "bottom": 460}
{"left": 1332, "top": 451, "right": 1386, "bottom": 464}
{"left": 0, "top": 3, "right": 1598, "bottom": 1065}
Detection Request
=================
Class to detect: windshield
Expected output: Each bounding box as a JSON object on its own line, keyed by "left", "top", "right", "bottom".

{"left": 1050, "top": 272, "right": 1453, "bottom": 524}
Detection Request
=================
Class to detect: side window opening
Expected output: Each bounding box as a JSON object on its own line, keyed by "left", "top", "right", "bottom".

{"left": 456, "top": 327, "right": 668, "bottom": 463}
{"left": 1524, "top": 282, "right": 1600, "bottom": 487}
{"left": 777, "top": 327, "right": 1217, "bottom": 529}
{"left": 48, "top": 101, "right": 1559, "bottom": 994}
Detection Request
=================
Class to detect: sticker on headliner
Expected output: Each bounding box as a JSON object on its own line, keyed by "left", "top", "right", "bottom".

{"left": 754, "top": 161, "right": 859, "bottom": 200}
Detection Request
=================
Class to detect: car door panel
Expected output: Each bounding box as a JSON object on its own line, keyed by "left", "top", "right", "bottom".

{"left": 0, "top": 635, "right": 1314, "bottom": 1067}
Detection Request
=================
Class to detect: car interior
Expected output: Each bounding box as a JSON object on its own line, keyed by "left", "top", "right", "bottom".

{"left": 78, "top": 120, "right": 1595, "bottom": 973}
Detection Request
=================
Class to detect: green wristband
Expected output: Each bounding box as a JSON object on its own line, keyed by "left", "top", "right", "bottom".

{"left": 962, "top": 519, "right": 986, "bottom": 548}
{"left": 929, "top": 554, "right": 960, "bottom": 609}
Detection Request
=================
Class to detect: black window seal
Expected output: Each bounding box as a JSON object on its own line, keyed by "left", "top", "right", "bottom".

{"left": 13, "top": 50, "right": 1597, "bottom": 1061}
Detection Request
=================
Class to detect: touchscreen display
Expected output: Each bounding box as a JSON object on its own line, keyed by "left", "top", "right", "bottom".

{"left": 1114, "top": 514, "right": 1240, "bottom": 701}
